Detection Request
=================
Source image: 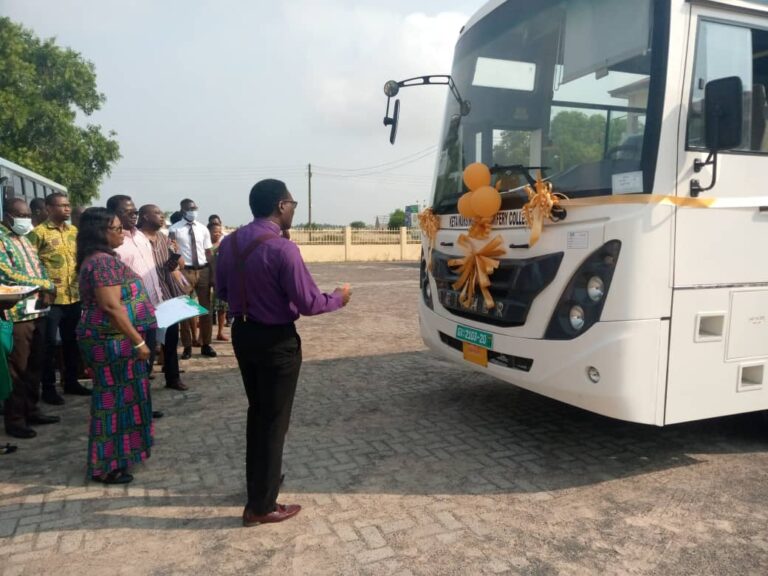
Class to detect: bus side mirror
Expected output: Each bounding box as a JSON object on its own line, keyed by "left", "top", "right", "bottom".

{"left": 704, "top": 76, "right": 742, "bottom": 151}
{"left": 691, "top": 76, "right": 743, "bottom": 197}
{"left": 383, "top": 99, "right": 400, "bottom": 145}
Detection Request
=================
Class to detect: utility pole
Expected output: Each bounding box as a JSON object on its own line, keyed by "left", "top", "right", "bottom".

{"left": 307, "top": 164, "right": 312, "bottom": 230}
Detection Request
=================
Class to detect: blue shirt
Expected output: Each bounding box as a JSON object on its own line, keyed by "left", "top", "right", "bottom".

{"left": 215, "top": 219, "right": 342, "bottom": 324}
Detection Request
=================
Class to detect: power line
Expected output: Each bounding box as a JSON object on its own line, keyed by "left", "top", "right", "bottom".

{"left": 107, "top": 146, "right": 438, "bottom": 183}
{"left": 312, "top": 144, "right": 437, "bottom": 174}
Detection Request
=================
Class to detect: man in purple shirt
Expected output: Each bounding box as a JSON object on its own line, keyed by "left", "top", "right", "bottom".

{"left": 216, "top": 179, "right": 351, "bottom": 527}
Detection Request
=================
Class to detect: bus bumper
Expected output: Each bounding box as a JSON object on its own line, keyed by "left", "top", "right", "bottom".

{"left": 420, "top": 303, "right": 669, "bottom": 426}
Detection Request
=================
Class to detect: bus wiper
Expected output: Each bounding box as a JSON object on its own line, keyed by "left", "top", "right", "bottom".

{"left": 490, "top": 164, "right": 549, "bottom": 187}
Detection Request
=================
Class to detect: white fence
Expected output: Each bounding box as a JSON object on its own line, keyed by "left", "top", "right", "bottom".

{"left": 288, "top": 227, "right": 422, "bottom": 262}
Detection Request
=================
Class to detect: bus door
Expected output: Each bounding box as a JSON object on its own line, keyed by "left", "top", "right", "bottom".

{"left": 667, "top": 4, "right": 768, "bottom": 423}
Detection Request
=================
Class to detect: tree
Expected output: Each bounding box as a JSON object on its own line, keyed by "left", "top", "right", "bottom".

{"left": 350, "top": 221, "right": 366, "bottom": 229}
{"left": 0, "top": 18, "right": 120, "bottom": 206}
{"left": 492, "top": 110, "right": 634, "bottom": 176}
{"left": 388, "top": 209, "right": 406, "bottom": 229}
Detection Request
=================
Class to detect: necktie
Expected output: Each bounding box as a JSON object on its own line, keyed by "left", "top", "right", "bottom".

{"left": 188, "top": 223, "right": 200, "bottom": 267}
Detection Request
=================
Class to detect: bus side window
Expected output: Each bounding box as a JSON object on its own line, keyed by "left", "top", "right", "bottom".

{"left": 687, "top": 21, "right": 768, "bottom": 154}
{"left": 12, "top": 175, "right": 22, "bottom": 198}
{"left": 23, "top": 178, "right": 35, "bottom": 201}
{"left": 751, "top": 84, "right": 768, "bottom": 151}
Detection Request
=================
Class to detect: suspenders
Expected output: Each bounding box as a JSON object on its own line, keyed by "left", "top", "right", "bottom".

{"left": 230, "top": 230, "right": 279, "bottom": 321}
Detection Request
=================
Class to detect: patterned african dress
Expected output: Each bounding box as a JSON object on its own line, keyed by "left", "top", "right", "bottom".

{"left": 76, "top": 252, "right": 157, "bottom": 478}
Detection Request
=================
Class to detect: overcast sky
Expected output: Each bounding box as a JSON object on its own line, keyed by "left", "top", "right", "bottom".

{"left": 1, "top": 0, "right": 483, "bottom": 226}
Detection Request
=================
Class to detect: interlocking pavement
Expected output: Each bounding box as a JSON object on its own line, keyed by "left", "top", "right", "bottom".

{"left": 1, "top": 262, "right": 768, "bottom": 575}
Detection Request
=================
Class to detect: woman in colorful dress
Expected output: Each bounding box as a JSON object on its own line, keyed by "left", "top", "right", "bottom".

{"left": 76, "top": 208, "right": 157, "bottom": 484}
{"left": 208, "top": 222, "right": 229, "bottom": 341}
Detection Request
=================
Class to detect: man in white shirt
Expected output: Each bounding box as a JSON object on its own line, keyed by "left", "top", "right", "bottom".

{"left": 168, "top": 198, "right": 216, "bottom": 359}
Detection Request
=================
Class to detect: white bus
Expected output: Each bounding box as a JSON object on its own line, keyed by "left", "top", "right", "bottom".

{"left": 389, "top": 0, "right": 768, "bottom": 425}
{"left": 0, "top": 156, "right": 68, "bottom": 217}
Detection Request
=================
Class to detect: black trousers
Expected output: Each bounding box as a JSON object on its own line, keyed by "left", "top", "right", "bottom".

{"left": 232, "top": 318, "right": 301, "bottom": 515}
{"left": 162, "top": 323, "right": 180, "bottom": 383}
{"left": 5, "top": 318, "right": 46, "bottom": 429}
{"left": 43, "top": 302, "right": 81, "bottom": 389}
{"left": 145, "top": 327, "right": 157, "bottom": 374}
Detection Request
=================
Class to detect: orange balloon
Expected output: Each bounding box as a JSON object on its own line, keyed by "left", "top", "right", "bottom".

{"left": 457, "top": 192, "right": 477, "bottom": 219}
{"left": 463, "top": 163, "right": 491, "bottom": 191}
{"left": 470, "top": 185, "right": 502, "bottom": 218}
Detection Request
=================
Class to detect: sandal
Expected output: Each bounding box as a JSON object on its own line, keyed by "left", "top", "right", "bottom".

{"left": 91, "top": 469, "right": 134, "bottom": 484}
{"left": 1, "top": 443, "right": 18, "bottom": 455}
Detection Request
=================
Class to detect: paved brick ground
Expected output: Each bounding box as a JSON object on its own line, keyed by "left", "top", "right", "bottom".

{"left": 1, "top": 261, "right": 768, "bottom": 575}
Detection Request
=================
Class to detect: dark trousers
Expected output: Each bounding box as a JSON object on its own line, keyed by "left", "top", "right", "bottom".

{"left": 145, "top": 327, "right": 157, "bottom": 374}
{"left": 43, "top": 302, "right": 81, "bottom": 390}
{"left": 232, "top": 319, "right": 302, "bottom": 515}
{"left": 5, "top": 318, "right": 46, "bottom": 429}
{"left": 141, "top": 328, "right": 157, "bottom": 413}
{"left": 162, "top": 323, "right": 180, "bottom": 383}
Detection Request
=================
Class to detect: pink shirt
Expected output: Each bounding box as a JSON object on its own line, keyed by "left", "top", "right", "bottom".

{"left": 115, "top": 228, "right": 165, "bottom": 307}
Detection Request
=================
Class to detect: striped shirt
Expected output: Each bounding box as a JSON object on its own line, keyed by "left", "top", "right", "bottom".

{"left": 145, "top": 230, "right": 185, "bottom": 301}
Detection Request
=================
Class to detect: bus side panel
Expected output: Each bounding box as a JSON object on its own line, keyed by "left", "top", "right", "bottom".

{"left": 665, "top": 287, "right": 768, "bottom": 424}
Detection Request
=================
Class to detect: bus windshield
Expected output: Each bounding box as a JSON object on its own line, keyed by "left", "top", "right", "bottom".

{"left": 433, "top": 0, "right": 666, "bottom": 213}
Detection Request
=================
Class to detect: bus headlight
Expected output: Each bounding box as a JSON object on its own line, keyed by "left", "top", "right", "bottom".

{"left": 587, "top": 276, "right": 605, "bottom": 302}
{"left": 545, "top": 240, "right": 621, "bottom": 340}
{"left": 569, "top": 305, "right": 585, "bottom": 331}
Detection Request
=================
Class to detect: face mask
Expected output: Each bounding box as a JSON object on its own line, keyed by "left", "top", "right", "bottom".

{"left": 183, "top": 210, "right": 198, "bottom": 223}
{"left": 11, "top": 217, "right": 33, "bottom": 236}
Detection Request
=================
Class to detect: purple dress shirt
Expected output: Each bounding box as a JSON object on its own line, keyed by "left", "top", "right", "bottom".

{"left": 215, "top": 219, "right": 343, "bottom": 325}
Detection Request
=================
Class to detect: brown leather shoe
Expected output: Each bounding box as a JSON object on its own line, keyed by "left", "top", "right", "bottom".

{"left": 242, "top": 503, "right": 301, "bottom": 527}
{"left": 165, "top": 379, "right": 189, "bottom": 391}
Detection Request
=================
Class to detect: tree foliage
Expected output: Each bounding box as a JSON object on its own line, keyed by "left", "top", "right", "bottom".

{"left": 493, "top": 110, "right": 631, "bottom": 174}
{"left": 349, "top": 220, "right": 366, "bottom": 229}
{"left": 0, "top": 17, "right": 120, "bottom": 206}
{"left": 388, "top": 208, "right": 406, "bottom": 229}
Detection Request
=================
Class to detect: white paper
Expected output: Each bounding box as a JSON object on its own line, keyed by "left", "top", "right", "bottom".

{"left": 567, "top": 231, "right": 589, "bottom": 249}
{"left": 612, "top": 171, "right": 644, "bottom": 194}
{"left": 24, "top": 297, "right": 49, "bottom": 315}
{"left": 154, "top": 296, "right": 208, "bottom": 329}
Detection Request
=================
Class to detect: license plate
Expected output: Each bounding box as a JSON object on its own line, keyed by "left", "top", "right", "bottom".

{"left": 463, "top": 342, "right": 488, "bottom": 367}
{"left": 455, "top": 324, "right": 493, "bottom": 350}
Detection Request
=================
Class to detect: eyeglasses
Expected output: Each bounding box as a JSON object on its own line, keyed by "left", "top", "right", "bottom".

{"left": 281, "top": 200, "right": 298, "bottom": 208}
{"left": 108, "top": 225, "right": 124, "bottom": 233}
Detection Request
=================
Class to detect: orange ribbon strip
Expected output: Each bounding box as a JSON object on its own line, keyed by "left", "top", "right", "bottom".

{"left": 448, "top": 234, "right": 506, "bottom": 309}
{"left": 418, "top": 208, "right": 440, "bottom": 270}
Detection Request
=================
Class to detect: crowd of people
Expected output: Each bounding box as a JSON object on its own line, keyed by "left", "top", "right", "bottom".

{"left": 1, "top": 180, "right": 351, "bottom": 528}
{"left": 0, "top": 194, "right": 220, "bottom": 462}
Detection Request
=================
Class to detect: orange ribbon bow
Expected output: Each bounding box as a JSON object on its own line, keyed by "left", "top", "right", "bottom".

{"left": 448, "top": 234, "right": 506, "bottom": 309}
{"left": 418, "top": 208, "right": 440, "bottom": 270}
{"left": 522, "top": 176, "right": 567, "bottom": 247}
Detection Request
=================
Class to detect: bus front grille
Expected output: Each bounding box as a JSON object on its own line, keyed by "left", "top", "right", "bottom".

{"left": 431, "top": 250, "right": 563, "bottom": 327}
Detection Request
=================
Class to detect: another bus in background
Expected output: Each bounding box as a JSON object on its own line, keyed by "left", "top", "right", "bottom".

{"left": 0, "top": 157, "right": 68, "bottom": 219}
